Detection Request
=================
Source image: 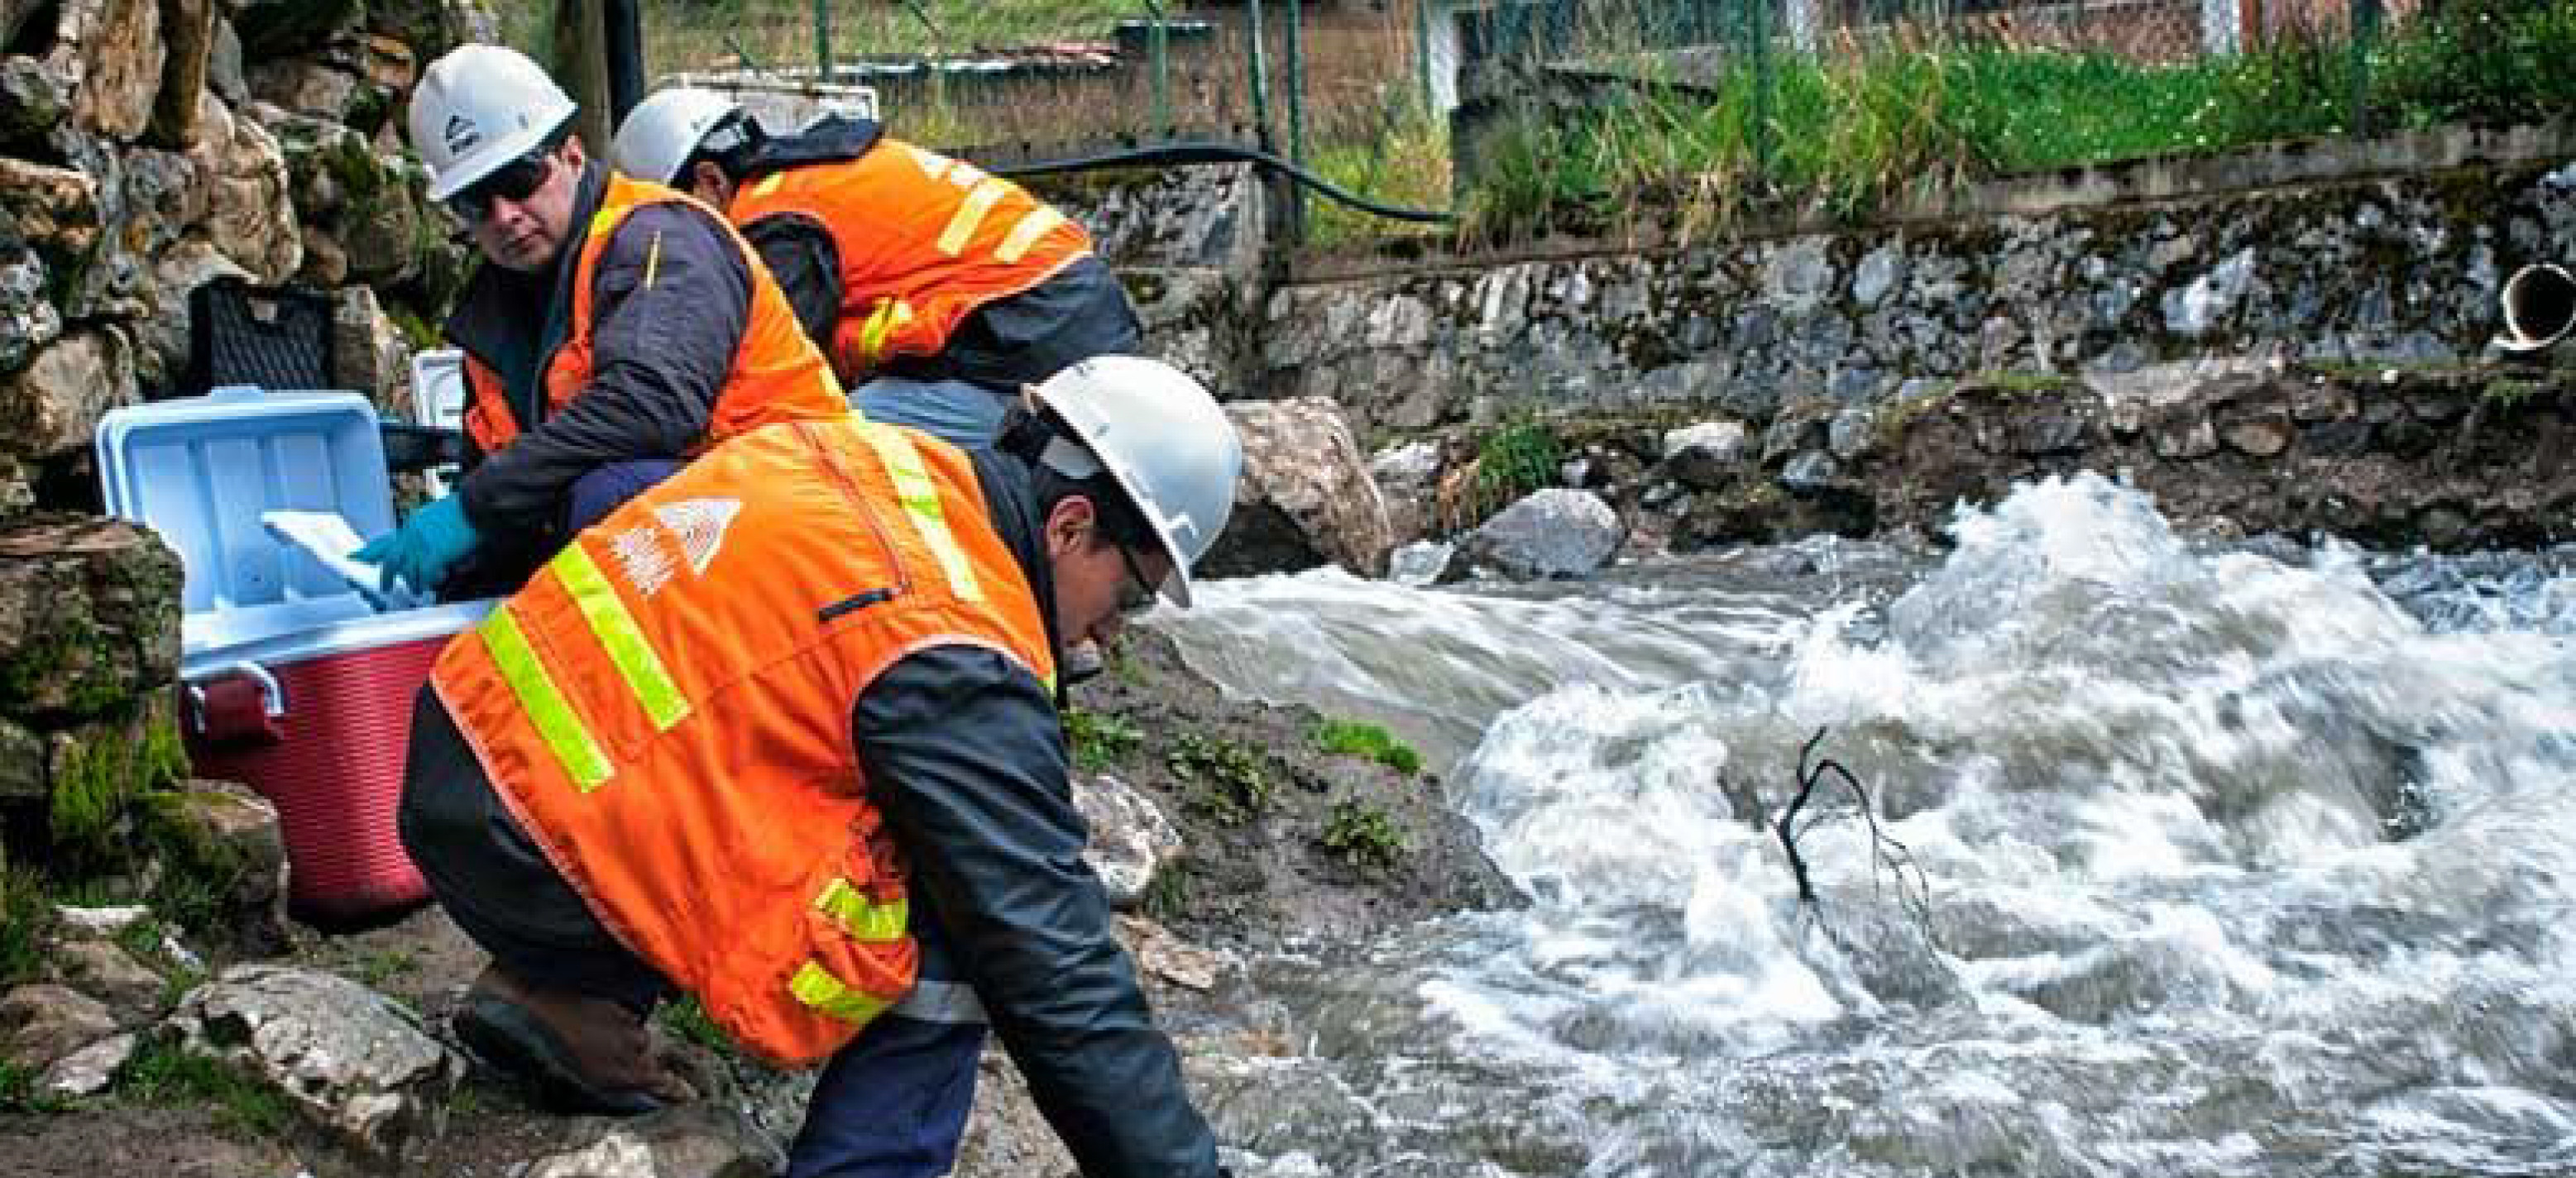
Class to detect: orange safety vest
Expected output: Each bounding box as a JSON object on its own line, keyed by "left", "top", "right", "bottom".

{"left": 462, "top": 174, "right": 848, "bottom": 457}
{"left": 430, "top": 418, "right": 1057, "bottom": 1065}
{"left": 726, "top": 140, "right": 1094, "bottom": 384}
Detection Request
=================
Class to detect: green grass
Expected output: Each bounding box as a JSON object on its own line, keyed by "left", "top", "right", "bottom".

{"left": 114, "top": 1037, "right": 290, "bottom": 1138}
{"left": 1307, "top": 102, "right": 1456, "bottom": 249}
{"left": 0, "top": 867, "right": 47, "bottom": 989}
{"left": 1310, "top": 718, "right": 1423, "bottom": 776}
{"left": 0, "top": 1058, "right": 67, "bottom": 1114}
{"left": 1475, "top": 416, "right": 1563, "bottom": 503}
{"left": 1457, "top": 0, "right": 2576, "bottom": 242}
{"left": 655, "top": 994, "right": 733, "bottom": 1053}
{"left": 1064, "top": 707, "right": 1142, "bottom": 772}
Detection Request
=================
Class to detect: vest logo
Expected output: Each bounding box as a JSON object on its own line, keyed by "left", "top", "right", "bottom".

{"left": 654, "top": 498, "right": 743, "bottom": 576}
{"left": 443, "top": 114, "right": 481, "bottom": 156}
{"left": 606, "top": 497, "right": 742, "bottom": 600}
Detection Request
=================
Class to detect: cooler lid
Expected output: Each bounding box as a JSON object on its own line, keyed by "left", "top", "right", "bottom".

{"left": 95, "top": 385, "right": 395, "bottom": 654}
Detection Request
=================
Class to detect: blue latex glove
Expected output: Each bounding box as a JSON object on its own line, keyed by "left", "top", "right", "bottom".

{"left": 353, "top": 496, "right": 480, "bottom": 596}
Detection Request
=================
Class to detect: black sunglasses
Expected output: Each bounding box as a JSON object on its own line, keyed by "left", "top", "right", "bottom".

{"left": 1113, "top": 544, "right": 1159, "bottom": 617}
{"left": 444, "top": 146, "right": 558, "bottom": 223}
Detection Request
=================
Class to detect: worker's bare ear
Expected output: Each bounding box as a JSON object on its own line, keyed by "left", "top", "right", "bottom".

{"left": 1041, "top": 494, "right": 1099, "bottom": 561}
{"left": 560, "top": 135, "right": 588, "bottom": 168}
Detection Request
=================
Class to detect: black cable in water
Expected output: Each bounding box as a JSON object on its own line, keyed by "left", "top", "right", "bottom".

{"left": 989, "top": 141, "right": 1458, "bottom": 225}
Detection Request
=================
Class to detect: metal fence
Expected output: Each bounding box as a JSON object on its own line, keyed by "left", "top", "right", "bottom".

{"left": 586, "top": 0, "right": 2546, "bottom": 240}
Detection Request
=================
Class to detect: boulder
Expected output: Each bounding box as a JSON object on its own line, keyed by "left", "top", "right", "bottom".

{"left": 297, "top": 225, "right": 347, "bottom": 286}
{"left": 0, "top": 515, "right": 183, "bottom": 717}
{"left": 1660, "top": 419, "right": 1748, "bottom": 490}
{"left": 45, "top": 939, "right": 166, "bottom": 1024}
{"left": 0, "top": 983, "right": 117, "bottom": 1070}
{"left": 333, "top": 285, "right": 410, "bottom": 418}
{"left": 1201, "top": 397, "right": 1395, "bottom": 581}
{"left": 0, "top": 246, "right": 60, "bottom": 376}
{"left": 193, "top": 94, "right": 301, "bottom": 282}
{"left": 1441, "top": 487, "right": 1622, "bottom": 582}
{"left": 1367, "top": 439, "right": 1444, "bottom": 544}
{"left": 167, "top": 964, "right": 466, "bottom": 1165}
{"left": 134, "top": 237, "right": 251, "bottom": 392}
{"left": 51, "top": 904, "right": 150, "bottom": 936}
{"left": 357, "top": 34, "right": 414, "bottom": 92}
{"left": 61, "top": 0, "right": 165, "bottom": 141}
{"left": 159, "top": 780, "right": 290, "bottom": 944}
{"left": 1116, "top": 915, "right": 1226, "bottom": 992}
{"left": 227, "top": 0, "right": 363, "bottom": 59}
{"left": 247, "top": 58, "right": 361, "bottom": 125}
{"left": 147, "top": 0, "right": 216, "bottom": 146}
{"left": 38, "top": 1029, "right": 134, "bottom": 1097}
{"left": 0, "top": 55, "right": 74, "bottom": 148}
{"left": 206, "top": 13, "right": 244, "bottom": 103}
{"left": 38, "top": 693, "right": 189, "bottom": 848}
{"left": 1123, "top": 266, "right": 1249, "bottom": 395}
{"left": 0, "top": 328, "right": 137, "bottom": 461}
{"left": 0, "top": 156, "right": 103, "bottom": 264}
{"left": 519, "top": 1106, "right": 783, "bottom": 1178}
{"left": 1070, "top": 771, "right": 1182, "bottom": 910}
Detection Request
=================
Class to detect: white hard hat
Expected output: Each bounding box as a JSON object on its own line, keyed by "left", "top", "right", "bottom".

{"left": 611, "top": 86, "right": 745, "bottom": 186}
{"left": 409, "top": 44, "right": 578, "bottom": 202}
{"left": 1029, "top": 356, "right": 1242, "bottom": 608}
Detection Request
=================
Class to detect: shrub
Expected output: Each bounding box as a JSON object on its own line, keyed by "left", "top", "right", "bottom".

{"left": 1320, "top": 801, "right": 1407, "bottom": 869}
{"left": 1310, "top": 718, "right": 1424, "bottom": 776}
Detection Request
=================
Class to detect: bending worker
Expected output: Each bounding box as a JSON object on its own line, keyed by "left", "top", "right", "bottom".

{"left": 397, "top": 355, "right": 1239, "bottom": 1178}
{"left": 364, "top": 45, "right": 846, "bottom": 599}
{"left": 608, "top": 88, "right": 1142, "bottom": 448}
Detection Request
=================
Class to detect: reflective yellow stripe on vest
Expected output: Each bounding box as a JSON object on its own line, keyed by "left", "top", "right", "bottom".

{"left": 552, "top": 544, "right": 692, "bottom": 732}
{"left": 855, "top": 297, "right": 915, "bottom": 365}
{"left": 790, "top": 960, "right": 894, "bottom": 1024}
{"left": 936, "top": 178, "right": 1010, "bottom": 257}
{"left": 478, "top": 606, "right": 615, "bottom": 793}
{"left": 994, "top": 208, "right": 1065, "bottom": 265}
{"left": 815, "top": 879, "right": 908, "bottom": 942}
{"left": 859, "top": 424, "right": 983, "bottom": 602}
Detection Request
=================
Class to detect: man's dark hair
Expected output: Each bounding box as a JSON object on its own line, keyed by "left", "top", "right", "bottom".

{"left": 681, "top": 109, "right": 765, "bottom": 184}
{"left": 998, "top": 404, "right": 1158, "bottom": 554}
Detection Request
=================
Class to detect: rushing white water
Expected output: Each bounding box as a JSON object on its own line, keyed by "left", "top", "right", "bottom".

{"left": 1159, "top": 473, "right": 2576, "bottom": 1178}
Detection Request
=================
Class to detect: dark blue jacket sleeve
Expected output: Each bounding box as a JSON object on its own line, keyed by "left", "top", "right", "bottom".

{"left": 852, "top": 644, "right": 1223, "bottom": 1178}
{"left": 742, "top": 211, "right": 843, "bottom": 357}
{"left": 457, "top": 202, "right": 751, "bottom": 533}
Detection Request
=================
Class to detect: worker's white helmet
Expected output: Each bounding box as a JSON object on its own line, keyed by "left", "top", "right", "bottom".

{"left": 1029, "top": 356, "right": 1242, "bottom": 607}
{"left": 409, "top": 44, "right": 578, "bottom": 202}
{"left": 611, "top": 86, "right": 745, "bottom": 186}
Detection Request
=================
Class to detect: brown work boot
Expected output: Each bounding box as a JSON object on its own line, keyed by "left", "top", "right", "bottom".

{"left": 452, "top": 965, "right": 696, "bottom": 1116}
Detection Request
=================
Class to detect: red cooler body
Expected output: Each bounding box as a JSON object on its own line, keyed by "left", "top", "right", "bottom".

{"left": 96, "top": 385, "right": 493, "bottom": 932}
{"left": 182, "top": 607, "right": 486, "bottom": 929}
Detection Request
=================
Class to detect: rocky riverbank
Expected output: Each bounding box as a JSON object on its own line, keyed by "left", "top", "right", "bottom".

{"left": 0, "top": 623, "right": 1512, "bottom": 1177}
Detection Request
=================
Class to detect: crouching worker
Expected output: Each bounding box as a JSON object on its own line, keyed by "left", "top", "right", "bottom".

{"left": 609, "top": 88, "right": 1142, "bottom": 448}
{"left": 397, "top": 356, "right": 1239, "bottom": 1177}
{"left": 362, "top": 45, "right": 845, "bottom": 601}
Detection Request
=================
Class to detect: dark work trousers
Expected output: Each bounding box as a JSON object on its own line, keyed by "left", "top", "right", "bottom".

{"left": 787, "top": 1012, "right": 989, "bottom": 1178}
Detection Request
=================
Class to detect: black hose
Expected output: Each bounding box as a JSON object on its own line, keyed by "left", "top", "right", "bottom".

{"left": 989, "top": 141, "right": 1457, "bottom": 224}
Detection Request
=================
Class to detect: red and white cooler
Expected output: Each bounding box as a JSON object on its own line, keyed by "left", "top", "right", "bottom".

{"left": 97, "top": 385, "right": 491, "bottom": 931}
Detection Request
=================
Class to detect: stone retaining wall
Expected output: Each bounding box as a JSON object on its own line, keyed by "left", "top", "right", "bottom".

{"left": 1261, "top": 125, "right": 2576, "bottom": 443}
